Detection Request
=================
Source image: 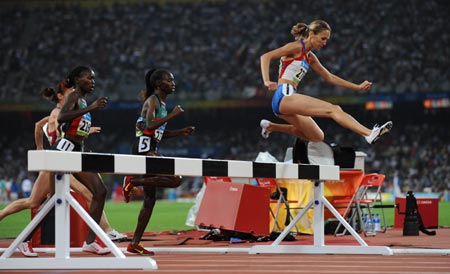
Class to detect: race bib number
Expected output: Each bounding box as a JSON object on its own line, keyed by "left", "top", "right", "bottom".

{"left": 294, "top": 60, "right": 310, "bottom": 84}
{"left": 154, "top": 129, "right": 164, "bottom": 142}
{"left": 137, "top": 136, "right": 151, "bottom": 153}
{"left": 154, "top": 122, "right": 167, "bottom": 142}
{"left": 77, "top": 115, "right": 91, "bottom": 137}
{"left": 56, "top": 138, "right": 76, "bottom": 152}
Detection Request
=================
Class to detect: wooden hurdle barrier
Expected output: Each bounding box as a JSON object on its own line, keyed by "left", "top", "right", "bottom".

{"left": 0, "top": 150, "right": 393, "bottom": 271}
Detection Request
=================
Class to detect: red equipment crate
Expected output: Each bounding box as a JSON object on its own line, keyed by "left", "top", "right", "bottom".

{"left": 394, "top": 196, "right": 439, "bottom": 229}
{"left": 31, "top": 191, "right": 89, "bottom": 247}
{"left": 195, "top": 181, "right": 270, "bottom": 236}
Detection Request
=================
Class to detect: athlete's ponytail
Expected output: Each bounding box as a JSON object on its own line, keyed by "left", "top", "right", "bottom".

{"left": 291, "top": 22, "right": 310, "bottom": 40}
{"left": 41, "top": 79, "right": 71, "bottom": 104}
{"left": 291, "top": 20, "right": 331, "bottom": 40}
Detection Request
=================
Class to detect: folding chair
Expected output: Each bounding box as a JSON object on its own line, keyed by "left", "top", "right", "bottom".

{"left": 334, "top": 173, "right": 387, "bottom": 236}
{"left": 255, "top": 178, "right": 298, "bottom": 233}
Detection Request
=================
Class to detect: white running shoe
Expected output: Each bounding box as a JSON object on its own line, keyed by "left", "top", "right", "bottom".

{"left": 82, "top": 241, "right": 111, "bottom": 255}
{"left": 260, "top": 119, "right": 271, "bottom": 139}
{"left": 107, "top": 229, "right": 128, "bottom": 242}
{"left": 18, "top": 241, "right": 38, "bottom": 257}
{"left": 365, "top": 121, "right": 393, "bottom": 144}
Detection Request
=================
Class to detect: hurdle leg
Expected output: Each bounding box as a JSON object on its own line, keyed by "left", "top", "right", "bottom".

{"left": 249, "top": 181, "right": 393, "bottom": 255}
{"left": 271, "top": 199, "right": 314, "bottom": 246}
{"left": 0, "top": 173, "right": 158, "bottom": 270}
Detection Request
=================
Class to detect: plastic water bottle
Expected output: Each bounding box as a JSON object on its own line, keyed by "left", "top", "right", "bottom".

{"left": 366, "top": 217, "right": 375, "bottom": 235}
{"left": 374, "top": 213, "right": 382, "bottom": 232}
{"left": 361, "top": 214, "right": 366, "bottom": 233}
{"left": 360, "top": 213, "right": 366, "bottom": 232}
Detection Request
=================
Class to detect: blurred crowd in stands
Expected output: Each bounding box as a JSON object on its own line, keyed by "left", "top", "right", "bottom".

{"left": 0, "top": 0, "right": 449, "bottom": 202}
{"left": 0, "top": 0, "right": 449, "bottom": 103}
{"left": 1, "top": 107, "right": 449, "bottom": 202}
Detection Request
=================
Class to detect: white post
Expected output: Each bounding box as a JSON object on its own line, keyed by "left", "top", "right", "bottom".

{"left": 313, "top": 182, "right": 324, "bottom": 247}
{"left": 54, "top": 173, "right": 71, "bottom": 258}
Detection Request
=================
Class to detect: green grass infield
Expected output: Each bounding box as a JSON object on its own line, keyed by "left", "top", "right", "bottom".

{"left": 1, "top": 200, "right": 449, "bottom": 239}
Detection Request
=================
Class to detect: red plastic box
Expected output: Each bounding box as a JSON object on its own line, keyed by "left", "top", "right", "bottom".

{"left": 195, "top": 181, "right": 270, "bottom": 236}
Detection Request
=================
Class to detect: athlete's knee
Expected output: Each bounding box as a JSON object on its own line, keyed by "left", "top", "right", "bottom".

{"left": 28, "top": 199, "right": 43, "bottom": 209}
{"left": 328, "top": 104, "right": 344, "bottom": 117}
{"left": 292, "top": 127, "right": 324, "bottom": 143}
{"left": 91, "top": 182, "right": 107, "bottom": 200}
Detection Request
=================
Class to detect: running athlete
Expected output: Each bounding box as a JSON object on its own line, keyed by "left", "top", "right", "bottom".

{"left": 53, "top": 66, "right": 110, "bottom": 255}
{"left": 260, "top": 20, "right": 392, "bottom": 144}
{"left": 0, "top": 80, "right": 73, "bottom": 257}
{"left": 4, "top": 79, "right": 125, "bottom": 257}
{"left": 122, "top": 69, "right": 195, "bottom": 255}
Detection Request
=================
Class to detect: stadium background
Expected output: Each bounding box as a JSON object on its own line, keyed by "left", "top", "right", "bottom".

{"left": 0, "top": 0, "right": 448, "bottom": 201}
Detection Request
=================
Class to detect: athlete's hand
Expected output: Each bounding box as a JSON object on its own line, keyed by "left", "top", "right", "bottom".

{"left": 93, "top": 96, "right": 108, "bottom": 109}
{"left": 171, "top": 105, "right": 184, "bottom": 117}
{"left": 264, "top": 81, "right": 278, "bottom": 92}
{"left": 181, "top": 126, "right": 195, "bottom": 136}
{"left": 358, "top": 81, "right": 372, "bottom": 92}
{"left": 89, "top": 126, "right": 101, "bottom": 134}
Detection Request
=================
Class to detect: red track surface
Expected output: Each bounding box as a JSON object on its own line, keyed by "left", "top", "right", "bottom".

{"left": 2, "top": 228, "right": 450, "bottom": 273}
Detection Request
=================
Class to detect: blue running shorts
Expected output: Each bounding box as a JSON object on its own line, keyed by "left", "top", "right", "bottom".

{"left": 271, "top": 84, "right": 297, "bottom": 115}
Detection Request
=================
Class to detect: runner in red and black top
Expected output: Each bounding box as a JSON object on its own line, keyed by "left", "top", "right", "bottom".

{"left": 260, "top": 20, "right": 392, "bottom": 144}
{"left": 52, "top": 66, "right": 111, "bottom": 255}
{"left": 122, "top": 68, "right": 195, "bottom": 255}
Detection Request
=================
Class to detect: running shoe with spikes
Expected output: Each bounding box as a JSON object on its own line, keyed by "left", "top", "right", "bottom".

{"left": 82, "top": 241, "right": 111, "bottom": 255}
{"left": 365, "top": 121, "right": 393, "bottom": 144}
{"left": 107, "top": 229, "right": 128, "bottom": 242}
{"left": 122, "top": 176, "right": 137, "bottom": 203}
{"left": 260, "top": 119, "right": 272, "bottom": 139}
{"left": 127, "top": 243, "right": 155, "bottom": 256}
{"left": 18, "top": 241, "right": 38, "bottom": 257}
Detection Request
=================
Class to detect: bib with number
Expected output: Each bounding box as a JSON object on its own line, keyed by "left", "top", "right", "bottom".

{"left": 135, "top": 95, "right": 167, "bottom": 143}
{"left": 61, "top": 98, "right": 92, "bottom": 138}
{"left": 55, "top": 138, "right": 76, "bottom": 152}
{"left": 278, "top": 40, "right": 311, "bottom": 85}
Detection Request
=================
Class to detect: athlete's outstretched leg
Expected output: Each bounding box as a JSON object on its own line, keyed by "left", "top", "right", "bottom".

{"left": 269, "top": 93, "right": 392, "bottom": 143}
{"left": 261, "top": 114, "right": 324, "bottom": 142}
{"left": 122, "top": 175, "right": 181, "bottom": 203}
{"left": 131, "top": 176, "right": 182, "bottom": 188}
{"left": 280, "top": 93, "right": 372, "bottom": 136}
{"left": 0, "top": 171, "right": 51, "bottom": 221}
{"left": 126, "top": 185, "right": 156, "bottom": 255}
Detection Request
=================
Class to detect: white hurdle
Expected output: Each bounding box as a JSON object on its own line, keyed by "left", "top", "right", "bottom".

{"left": 0, "top": 150, "right": 392, "bottom": 271}
{"left": 0, "top": 150, "right": 158, "bottom": 271}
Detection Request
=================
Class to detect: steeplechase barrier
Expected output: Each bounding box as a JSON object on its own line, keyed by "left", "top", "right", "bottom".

{"left": 0, "top": 150, "right": 395, "bottom": 271}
